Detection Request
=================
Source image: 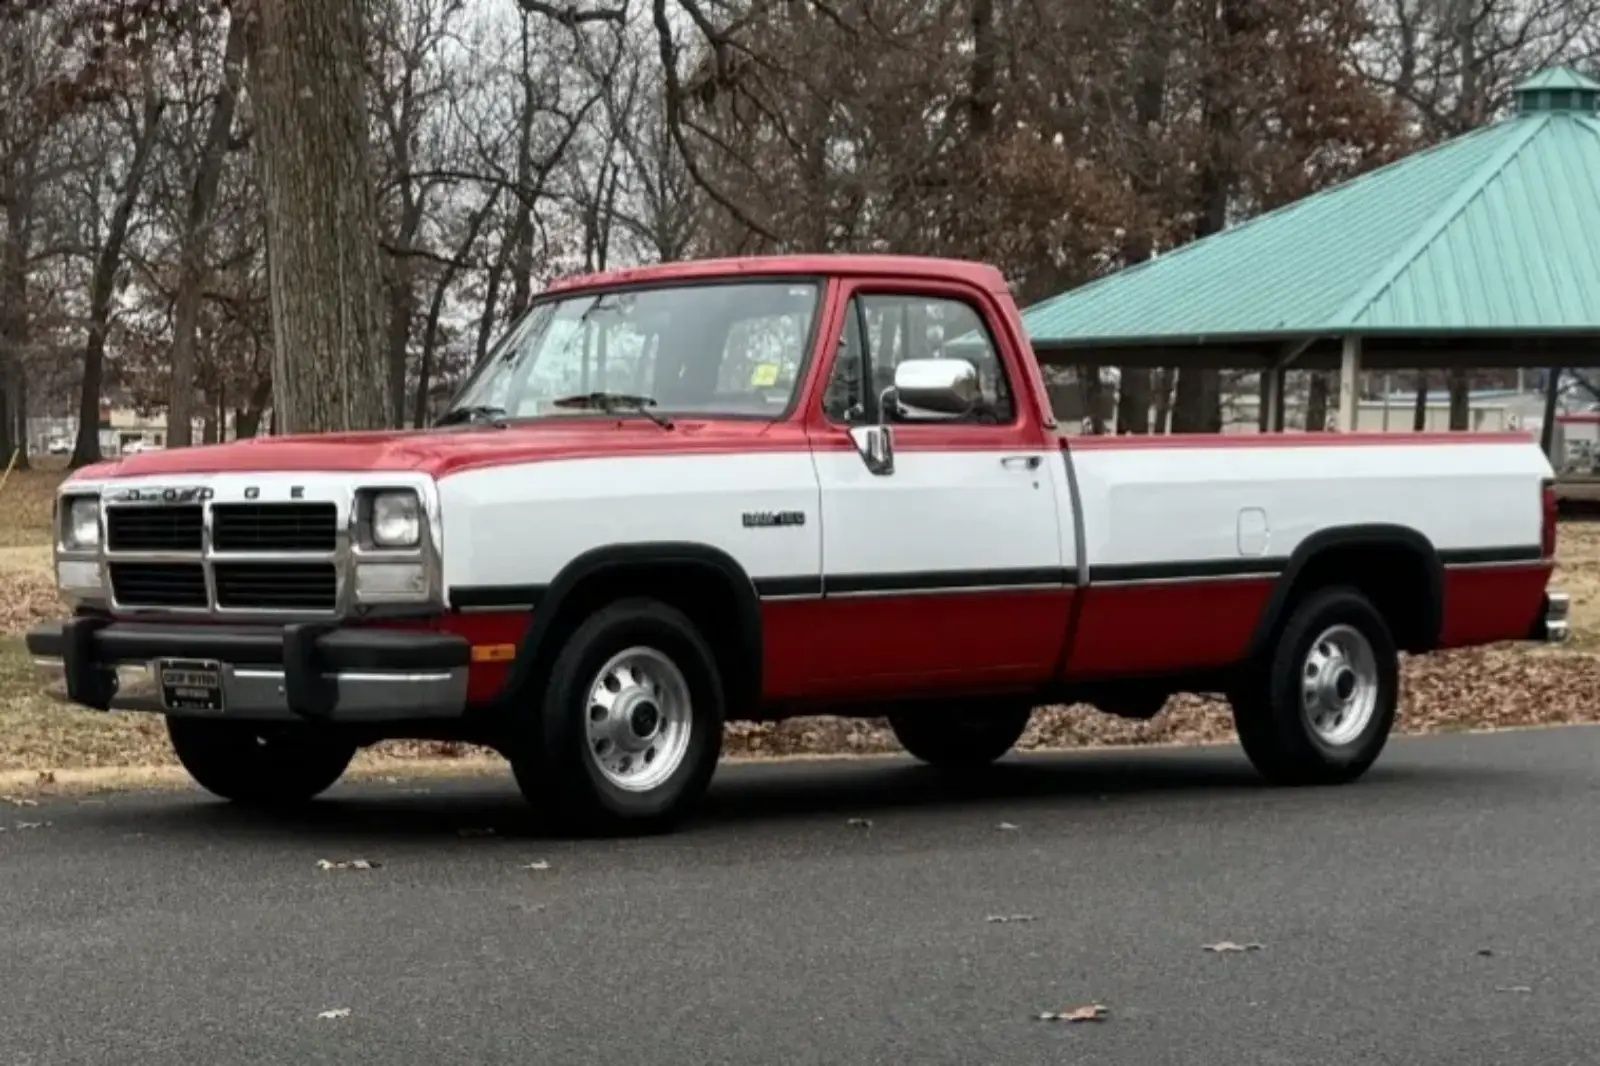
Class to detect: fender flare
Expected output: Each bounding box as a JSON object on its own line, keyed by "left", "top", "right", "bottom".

{"left": 1247, "top": 524, "right": 1443, "bottom": 659}
{"left": 503, "top": 542, "right": 764, "bottom": 711}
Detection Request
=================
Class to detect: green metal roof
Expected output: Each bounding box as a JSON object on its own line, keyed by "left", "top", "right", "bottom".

{"left": 1023, "top": 68, "right": 1600, "bottom": 350}
{"left": 1516, "top": 67, "right": 1600, "bottom": 92}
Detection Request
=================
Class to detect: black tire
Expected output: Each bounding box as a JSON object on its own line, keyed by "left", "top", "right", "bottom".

{"left": 510, "top": 598, "right": 725, "bottom": 834}
{"left": 888, "top": 701, "right": 1032, "bottom": 769}
{"left": 1230, "top": 586, "right": 1398, "bottom": 785}
{"left": 167, "top": 718, "right": 355, "bottom": 805}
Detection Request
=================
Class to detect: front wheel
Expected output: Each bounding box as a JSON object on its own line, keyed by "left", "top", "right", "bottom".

{"left": 510, "top": 599, "right": 725, "bottom": 834}
{"left": 1230, "top": 587, "right": 1398, "bottom": 785}
{"left": 167, "top": 718, "right": 356, "bottom": 805}
{"left": 889, "top": 701, "right": 1032, "bottom": 769}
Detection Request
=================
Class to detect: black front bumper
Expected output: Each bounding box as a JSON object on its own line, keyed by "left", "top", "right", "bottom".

{"left": 26, "top": 618, "right": 471, "bottom": 722}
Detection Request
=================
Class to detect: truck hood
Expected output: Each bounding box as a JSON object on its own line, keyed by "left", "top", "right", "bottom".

{"left": 73, "top": 419, "right": 797, "bottom": 482}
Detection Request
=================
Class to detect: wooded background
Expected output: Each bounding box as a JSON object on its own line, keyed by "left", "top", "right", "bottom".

{"left": 0, "top": 0, "right": 1595, "bottom": 465}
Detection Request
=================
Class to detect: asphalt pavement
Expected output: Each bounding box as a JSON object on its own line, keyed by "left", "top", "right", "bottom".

{"left": 4, "top": 728, "right": 1600, "bottom": 1065}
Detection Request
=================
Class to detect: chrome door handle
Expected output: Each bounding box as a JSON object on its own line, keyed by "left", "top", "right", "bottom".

{"left": 1001, "top": 455, "right": 1042, "bottom": 471}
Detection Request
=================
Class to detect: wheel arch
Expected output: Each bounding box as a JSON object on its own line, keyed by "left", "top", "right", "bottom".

{"left": 1249, "top": 524, "right": 1443, "bottom": 658}
{"left": 504, "top": 542, "right": 764, "bottom": 715}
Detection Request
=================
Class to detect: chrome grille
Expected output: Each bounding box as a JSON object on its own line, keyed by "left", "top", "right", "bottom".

{"left": 103, "top": 497, "right": 345, "bottom": 615}
{"left": 106, "top": 506, "right": 203, "bottom": 552}
{"left": 212, "top": 503, "right": 337, "bottom": 553}
{"left": 109, "top": 562, "right": 208, "bottom": 608}
{"left": 214, "top": 562, "right": 336, "bottom": 611}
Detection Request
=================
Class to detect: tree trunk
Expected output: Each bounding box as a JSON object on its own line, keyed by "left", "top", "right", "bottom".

{"left": 1413, "top": 371, "right": 1428, "bottom": 431}
{"left": 249, "top": 0, "right": 389, "bottom": 434}
{"left": 504, "top": 13, "right": 539, "bottom": 319}
{"left": 235, "top": 378, "right": 273, "bottom": 439}
{"left": 968, "top": 0, "right": 996, "bottom": 138}
{"left": 414, "top": 193, "right": 496, "bottom": 427}
{"left": 1306, "top": 373, "right": 1330, "bottom": 431}
{"left": 384, "top": 265, "right": 416, "bottom": 425}
{"left": 168, "top": 14, "right": 247, "bottom": 450}
{"left": 1448, "top": 367, "right": 1471, "bottom": 430}
{"left": 475, "top": 235, "right": 510, "bottom": 367}
{"left": 73, "top": 93, "right": 165, "bottom": 468}
{"left": 1173, "top": 0, "right": 1246, "bottom": 435}
{"left": 1116, "top": 0, "right": 1175, "bottom": 436}
{"left": 0, "top": 154, "right": 32, "bottom": 470}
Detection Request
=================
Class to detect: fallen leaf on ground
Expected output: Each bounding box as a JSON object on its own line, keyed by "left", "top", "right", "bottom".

{"left": 1036, "top": 1004, "right": 1108, "bottom": 1023}
{"left": 457, "top": 827, "right": 497, "bottom": 838}
{"left": 15, "top": 821, "right": 48, "bottom": 830}
{"left": 36, "top": 771, "right": 55, "bottom": 785}
{"left": 317, "top": 1008, "right": 351, "bottom": 1020}
{"left": 316, "top": 859, "right": 380, "bottom": 871}
{"left": 519, "top": 860, "right": 550, "bottom": 871}
{"left": 985, "top": 914, "right": 1037, "bottom": 924}
{"left": 1, "top": 795, "right": 37, "bottom": 807}
{"left": 1476, "top": 948, "right": 1495, "bottom": 957}
{"left": 846, "top": 817, "right": 872, "bottom": 828}
{"left": 1495, "top": 986, "right": 1533, "bottom": 994}
{"left": 996, "top": 822, "right": 1019, "bottom": 831}
{"left": 1204, "top": 941, "right": 1264, "bottom": 953}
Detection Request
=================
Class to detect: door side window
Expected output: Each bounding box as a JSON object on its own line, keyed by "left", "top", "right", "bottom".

{"left": 821, "top": 294, "right": 1015, "bottom": 425}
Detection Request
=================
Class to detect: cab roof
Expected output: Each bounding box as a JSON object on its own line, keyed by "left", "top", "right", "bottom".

{"left": 545, "top": 255, "right": 1010, "bottom": 296}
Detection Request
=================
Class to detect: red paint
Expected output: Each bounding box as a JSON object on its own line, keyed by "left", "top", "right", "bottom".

{"left": 1437, "top": 564, "right": 1552, "bottom": 648}
{"left": 72, "top": 419, "right": 816, "bottom": 480}
{"left": 369, "top": 611, "right": 531, "bottom": 704}
{"left": 545, "top": 254, "right": 1011, "bottom": 298}
{"left": 1065, "top": 431, "right": 1536, "bottom": 452}
{"left": 1063, "top": 577, "right": 1276, "bottom": 679}
{"left": 761, "top": 589, "right": 1073, "bottom": 702}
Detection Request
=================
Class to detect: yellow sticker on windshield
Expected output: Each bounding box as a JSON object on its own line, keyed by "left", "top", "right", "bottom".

{"left": 750, "top": 363, "right": 780, "bottom": 387}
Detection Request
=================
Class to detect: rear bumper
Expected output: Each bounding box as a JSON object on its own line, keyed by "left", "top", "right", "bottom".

{"left": 25, "top": 618, "right": 470, "bottom": 723}
{"left": 1530, "top": 592, "right": 1571, "bottom": 644}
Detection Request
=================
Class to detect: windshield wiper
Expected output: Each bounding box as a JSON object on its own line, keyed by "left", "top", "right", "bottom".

{"left": 435, "top": 404, "right": 507, "bottom": 428}
{"left": 551, "top": 392, "right": 674, "bottom": 430}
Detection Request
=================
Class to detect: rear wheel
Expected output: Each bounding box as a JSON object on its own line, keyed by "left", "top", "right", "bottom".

{"left": 889, "top": 702, "right": 1032, "bottom": 768}
{"left": 510, "top": 599, "right": 725, "bottom": 834}
{"left": 1230, "top": 587, "right": 1398, "bottom": 785}
{"left": 167, "top": 718, "right": 355, "bottom": 805}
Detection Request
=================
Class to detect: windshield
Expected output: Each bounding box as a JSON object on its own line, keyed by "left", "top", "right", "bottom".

{"left": 446, "top": 281, "right": 821, "bottom": 422}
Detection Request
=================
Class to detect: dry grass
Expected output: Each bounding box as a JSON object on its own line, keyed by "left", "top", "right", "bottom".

{"left": 1, "top": 509, "right": 1596, "bottom": 778}
{"left": 0, "top": 461, "right": 67, "bottom": 549}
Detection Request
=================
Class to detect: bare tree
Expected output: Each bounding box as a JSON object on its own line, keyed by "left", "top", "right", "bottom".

{"left": 72, "top": 78, "right": 165, "bottom": 467}
{"left": 166, "top": 12, "right": 246, "bottom": 449}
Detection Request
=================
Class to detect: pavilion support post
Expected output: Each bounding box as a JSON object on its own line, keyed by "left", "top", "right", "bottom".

{"left": 1337, "top": 335, "right": 1362, "bottom": 433}
{"left": 1263, "top": 367, "right": 1286, "bottom": 433}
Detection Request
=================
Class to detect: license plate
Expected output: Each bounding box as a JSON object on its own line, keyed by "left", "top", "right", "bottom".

{"left": 158, "top": 659, "right": 225, "bottom": 712}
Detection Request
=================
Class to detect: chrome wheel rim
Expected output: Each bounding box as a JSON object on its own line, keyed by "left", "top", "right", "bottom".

{"left": 583, "top": 647, "right": 692, "bottom": 792}
{"left": 1300, "top": 624, "right": 1379, "bottom": 747}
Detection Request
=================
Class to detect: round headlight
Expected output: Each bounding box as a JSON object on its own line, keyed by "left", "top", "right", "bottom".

{"left": 65, "top": 497, "right": 100, "bottom": 550}
{"left": 371, "top": 491, "right": 421, "bottom": 548}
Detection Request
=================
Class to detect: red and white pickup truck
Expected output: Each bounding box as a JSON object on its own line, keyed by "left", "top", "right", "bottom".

{"left": 28, "top": 255, "right": 1569, "bottom": 830}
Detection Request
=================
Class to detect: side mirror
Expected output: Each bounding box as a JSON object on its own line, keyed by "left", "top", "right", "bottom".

{"left": 892, "top": 358, "right": 979, "bottom": 418}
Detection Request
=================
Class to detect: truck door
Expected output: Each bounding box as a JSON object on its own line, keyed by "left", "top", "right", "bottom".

{"left": 796, "top": 280, "right": 1072, "bottom": 698}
